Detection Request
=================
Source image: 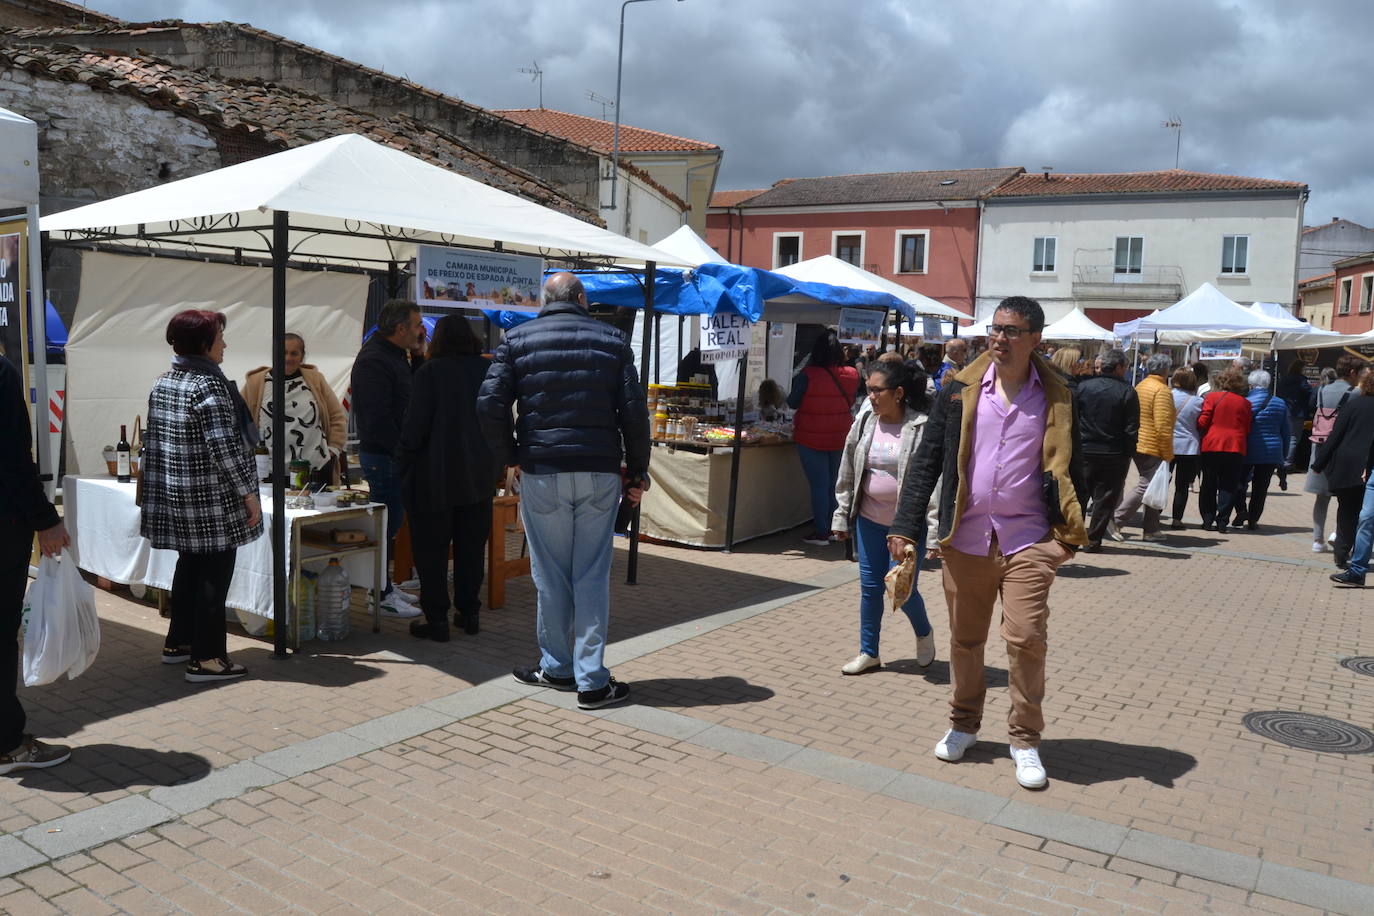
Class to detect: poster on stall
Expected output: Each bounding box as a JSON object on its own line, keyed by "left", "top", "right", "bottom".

{"left": 699, "top": 312, "right": 753, "bottom": 364}
{"left": 416, "top": 244, "right": 543, "bottom": 314}
{"left": 922, "top": 317, "right": 945, "bottom": 341}
{"left": 0, "top": 232, "right": 21, "bottom": 371}
{"left": 838, "top": 308, "right": 884, "bottom": 345}
{"left": 1199, "top": 340, "right": 1242, "bottom": 360}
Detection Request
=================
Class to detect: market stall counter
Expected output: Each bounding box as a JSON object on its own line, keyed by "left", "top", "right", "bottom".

{"left": 639, "top": 383, "right": 808, "bottom": 547}
{"left": 62, "top": 476, "right": 385, "bottom": 649}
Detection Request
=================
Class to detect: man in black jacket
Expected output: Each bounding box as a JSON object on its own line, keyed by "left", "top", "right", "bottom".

{"left": 0, "top": 356, "right": 73, "bottom": 774}
{"left": 478, "top": 273, "right": 650, "bottom": 710}
{"left": 1073, "top": 349, "right": 1139, "bottom": 551}
{"left": 350, "top": 299, "right": 424, "bottom": 618}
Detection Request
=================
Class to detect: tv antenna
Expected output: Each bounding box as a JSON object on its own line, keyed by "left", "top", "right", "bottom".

{"left": 1161, "top": 118, "right": 1183, "bottom": 169}
{"left": 517, "top": 61, "right": 544, "bottom": 108}
{"left": 587, "top": 90, "right": 616, "bottom": 120}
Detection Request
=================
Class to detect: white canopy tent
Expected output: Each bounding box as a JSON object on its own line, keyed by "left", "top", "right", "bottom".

{"left": 1112, "top": 282, "right": 1297, "bottom": 341}
{"left": 0, "top": 105, "right": 51, "bottom": 495}
{"left": 652, "top": 224, "right": 727, "bottom": 266}
{"left": 1041, "top": 307, "right": 1116, "bottom": 342}
{"left": 43, "top": 132, "right": 692, "bottom": 652}
{"left": 774, "top": 255, "right": 972, "bottom": 321}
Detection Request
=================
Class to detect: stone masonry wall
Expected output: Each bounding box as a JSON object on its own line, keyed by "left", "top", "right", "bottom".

{"left": 0, "top": 68, "right": 222, "bottom": 209}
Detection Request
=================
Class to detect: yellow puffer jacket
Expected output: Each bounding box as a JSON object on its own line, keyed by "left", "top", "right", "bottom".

{"left": 1134, "top": 374, "right": 1176, "bottom": 461}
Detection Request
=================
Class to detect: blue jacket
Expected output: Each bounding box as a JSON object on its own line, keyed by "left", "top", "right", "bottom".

{"left": 477, "top": 299, "right": 651, "bottom": 479}
{"left": 1245, "top": 388, "right": 1291, "bottom": 466}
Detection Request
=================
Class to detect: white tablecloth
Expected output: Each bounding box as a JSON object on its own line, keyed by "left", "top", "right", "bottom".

{"left": 62, "top": 476, "right": 384, "bottom": 618}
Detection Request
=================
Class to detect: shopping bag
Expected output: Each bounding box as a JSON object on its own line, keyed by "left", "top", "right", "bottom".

{"left": 22, "top": 549, "right": 100, "bottom": 687}
{"left": 885, "top": 541, "right": 917, "bottom": 612}
{"left": 1142, "top": 461, "right": 1171, "bottom": 511}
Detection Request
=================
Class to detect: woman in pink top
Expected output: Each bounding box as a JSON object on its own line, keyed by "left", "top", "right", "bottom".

{"left": 831, "top": 360, "right": 934, "bottom": 675}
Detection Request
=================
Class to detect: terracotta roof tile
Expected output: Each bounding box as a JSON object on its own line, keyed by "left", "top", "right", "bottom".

{"left": 709, "top": 188, "right": 766, "bottom": 208}
{"left": 0, "top": 0, "right": 121, "bottom": 27}
{"left": 736, "top": 168, "right": 1024, "bottom": 208}
{"left": 1303, "top": 218, "right": 1373, "bottom": 234}
{"left": 988, "top": 169, "right": 1306, "bottom": 198}
{"left": 0, "top": 43, "right": 596, "bottom": 221}
{"left": 1299, "top": 271, "right": 1336, "bottom": 287}
{"left": 493, "top": 108, "right": 718, "bottom": 153}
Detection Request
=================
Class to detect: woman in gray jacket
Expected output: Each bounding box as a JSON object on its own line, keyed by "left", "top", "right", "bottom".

{"left": 831, "top": 360, "right": 934, "bottom": 674}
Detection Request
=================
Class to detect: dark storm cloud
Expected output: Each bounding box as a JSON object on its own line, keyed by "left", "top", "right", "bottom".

{"left": 97, "top": 0, "right": 1374, "bottom": 223}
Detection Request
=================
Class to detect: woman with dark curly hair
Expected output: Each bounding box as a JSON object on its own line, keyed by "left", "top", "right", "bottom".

{"left": 141, "top": 310, "right": 263, "bottom": 682}
{"left": 830, "top": 360, "right": 935, "bottom": 674}
{"left": 1196, "top": 367, "right": 1252, "bottom": 534}
{"left": 788, "top": 329, "right": 860, "bottom": 546}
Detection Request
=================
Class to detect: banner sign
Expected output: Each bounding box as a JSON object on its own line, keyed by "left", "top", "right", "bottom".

{"left": 0, "top": 233, "right": 20, "bottom": 370}
{"left": 921, "top": 317, "right": 945, "bottom": 341}
{"left": 837, "top": 308, "right": 883, "bottom": 345}
{"left": 416, "top": 245, "right": 543, "bottom": 314}
{"left": 1198, "top": 339, "right": 1242, "bottom": 360}
{"left": 699, "top": 312, "right": 753, "bottom": 364}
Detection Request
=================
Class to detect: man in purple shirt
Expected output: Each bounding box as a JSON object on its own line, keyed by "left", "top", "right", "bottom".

{"left": 888, "top": 296, "right": 1087, "bottom": 790}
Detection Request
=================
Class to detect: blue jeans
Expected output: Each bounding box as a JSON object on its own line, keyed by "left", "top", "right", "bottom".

{"left": 854, "top": 515, "right": 931, "bottom": 657}
{"left": 520, "top": 472, "right": 620, "bottom": 691}
{"left": 359, "top": 452, "right": 405, "bottom": 592}
{"left": 1345, "top": 474, "right": 1374, "bottom": 578}
{"left": 797, "top": 444, "right": 843, "bottom": 538}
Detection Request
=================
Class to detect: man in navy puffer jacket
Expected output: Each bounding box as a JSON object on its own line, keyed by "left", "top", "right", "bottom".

{"left": 478, "top": 273, "right": 650, "bottom": 710}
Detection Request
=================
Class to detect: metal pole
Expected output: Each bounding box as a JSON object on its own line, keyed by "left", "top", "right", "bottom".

{"left": 653, "top": 312, "right": 661, "bottom": 383}
{"left": 627, "top": 260, "right": 655, "bottom": 584}
{"left": 26, "top": 205, "right": 52, "bottom": 498}
{"left": 271, "top": 210, "right": 290, "bottom": 659}
{"left": 723, "top": 349, "right": 747, "bottom": 552}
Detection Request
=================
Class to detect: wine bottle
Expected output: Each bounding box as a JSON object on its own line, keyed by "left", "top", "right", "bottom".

{"left": 337, "top": 451, "right": 351, "bottom": 488}
{"left": 254, "top": 441, "right": 271, "bottom": 482}
{"left": 116, "top": 425, "right": 132, "bottom": 482}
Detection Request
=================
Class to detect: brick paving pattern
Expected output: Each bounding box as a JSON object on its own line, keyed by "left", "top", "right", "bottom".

{"left": 0, "top": 485, "right": 1369, "bottom": 913}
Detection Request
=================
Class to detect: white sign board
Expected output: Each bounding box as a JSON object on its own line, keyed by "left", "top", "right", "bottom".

{"left": 699, "top": 312, "right": 753, "bottom": 364}
{"left": 838, "top": 308, "right": 883, "bottom": 345}
{"left": 1199, "top": 339, "right": 1243, "bottom": 360}
{"left": 922, "top": 317, "right": 945, "bottom": 341}
{"left": 416, "top": 245, "right": 543, "bottom": 314}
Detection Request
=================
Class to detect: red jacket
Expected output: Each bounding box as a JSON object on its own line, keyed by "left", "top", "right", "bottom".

{"left": 1198, "top": 390, "right": 1252, "bottom": 455}
{"left": 793, "top": 365, "right": 859, "bottom": 451}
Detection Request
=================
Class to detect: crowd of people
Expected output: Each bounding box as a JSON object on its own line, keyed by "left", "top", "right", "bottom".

{"left": 5, "top": 283, "right": 1373, "bottom": 791}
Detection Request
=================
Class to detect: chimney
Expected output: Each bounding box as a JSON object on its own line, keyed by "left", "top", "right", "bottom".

{"left": 1041, "top": 166, "right": 1054, "bottom": 181}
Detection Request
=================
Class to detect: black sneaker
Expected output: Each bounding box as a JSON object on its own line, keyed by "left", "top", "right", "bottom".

{"left": 578, "top": 677, "right": 631, "bottom": 710}
{"left": 453, "top": 612, "right": 479, "bottom": 636}
{"left": 185, "top": 657, "right": 248, "bottom": 683}
{"left": 1330, "top": 570, "right": 1366, "bottom": 588}
{"left": 0, "top": 735, "right": 72, "bottom": 776}
{"left": 512, "top": 665, "right": 576, "bottom": 691}
{"left": 409, "top": 619, "right": 450, "bottom": 642}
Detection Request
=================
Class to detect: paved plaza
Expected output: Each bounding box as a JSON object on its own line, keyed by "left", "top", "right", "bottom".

{"left": 2, "top": 483, "right": 1373, "bottom": 915}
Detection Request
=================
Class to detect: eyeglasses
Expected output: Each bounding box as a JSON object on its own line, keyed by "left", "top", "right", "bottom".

{"left": 987, "top": 324, "right": 1033, "bottom": 339}
{"left": 867, "top": 386, "right": 897, "bottom": 393}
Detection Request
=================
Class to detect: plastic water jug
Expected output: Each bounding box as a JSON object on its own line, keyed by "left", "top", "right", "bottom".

{"left": 315, "top": 558, "right": 350, "bottom": 641}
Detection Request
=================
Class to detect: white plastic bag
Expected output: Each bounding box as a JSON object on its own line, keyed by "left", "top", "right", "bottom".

{"left": 22, "top": 549, "right": 100, "bottom": 687}
{"left": 1142, "top": 461, "right": 1172, "bottom": 512}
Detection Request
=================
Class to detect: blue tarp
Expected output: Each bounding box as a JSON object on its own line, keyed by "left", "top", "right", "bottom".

{"left": 482, "top": 262, "right": 912, "bottom": 330}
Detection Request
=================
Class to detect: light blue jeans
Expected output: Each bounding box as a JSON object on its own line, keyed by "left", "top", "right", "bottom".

{"left": 855, "top": 515, "right": 931, "bottom": 657}
{"left": 1345, "top": 473, "right": 1374, "bottom": 578}
{"left": 520, "top": 471, "right": 621, "bottom": 691}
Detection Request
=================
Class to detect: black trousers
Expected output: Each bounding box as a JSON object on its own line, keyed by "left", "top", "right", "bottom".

{"left": 1170, "top": 455, "right": 1201, "bottom": 522}
{"left": 1332, "top": 485, "right": 1364, "bottom": 565}
{"left": 1199, "top": 452, "right": 1245, "bottom": 527}
{"left": 167, "top": 549, "right": 238, "bottom": 661}
{"left": 1083, "top": 454, "right": 1131, "bottom": 545}
{"left": 1, "top": 521, "right": 30, "bottom": 755}
{"left": 1237, "top": 464, "right": 1278, "bottom": 526}
{"left": 409, "top": 499, "right": 492, "bottom": 625}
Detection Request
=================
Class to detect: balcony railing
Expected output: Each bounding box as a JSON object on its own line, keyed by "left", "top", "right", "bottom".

{"left": 1072, "top": 264, "right": 1184, "bottom": 300}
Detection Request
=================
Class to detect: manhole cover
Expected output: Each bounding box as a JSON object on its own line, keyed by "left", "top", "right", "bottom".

{"left": 1340, "top": 657, "right": 1374, "bottom": 678}
{"left": 1242, "top": 711, "right": 1374, "bottom": 754}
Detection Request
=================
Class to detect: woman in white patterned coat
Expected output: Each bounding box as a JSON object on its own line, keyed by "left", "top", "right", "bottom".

{"left": 141, "top": 310, "right": 263, "bottom": 683}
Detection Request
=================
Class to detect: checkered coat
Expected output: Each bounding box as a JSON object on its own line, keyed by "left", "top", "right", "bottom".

{"left": 140, "top": 368, "right": 263, "bottom": 552}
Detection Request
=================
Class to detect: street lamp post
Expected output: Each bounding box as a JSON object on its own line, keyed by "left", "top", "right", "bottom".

{"left": 608, "top": 0, "right": 684, "bottom": 218}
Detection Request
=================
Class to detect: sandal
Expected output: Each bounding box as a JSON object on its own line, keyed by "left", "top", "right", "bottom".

{"left": 161, "top": 646, "right": 191, "bottom": 665}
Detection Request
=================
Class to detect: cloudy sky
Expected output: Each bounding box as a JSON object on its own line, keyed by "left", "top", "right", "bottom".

{"left": 91, "top": 0, "right": 1372, "bottom": 225}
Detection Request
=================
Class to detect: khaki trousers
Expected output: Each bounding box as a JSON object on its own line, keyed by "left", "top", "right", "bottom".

{"left": 940, "top": 537, "right": 1072, "bottom": 748}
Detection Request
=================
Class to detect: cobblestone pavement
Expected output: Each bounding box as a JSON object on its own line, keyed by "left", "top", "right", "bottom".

{"left": 1, "top": 484, "right": 1371, "bottom": 914}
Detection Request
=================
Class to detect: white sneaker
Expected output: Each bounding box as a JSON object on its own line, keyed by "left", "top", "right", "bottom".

{"left": 915, "top": 633, "right": 936, "bottom": 667}
{"left": 1106, "top": 522, "right": 1125, "bottom": 542}
{"left": 841, "top": 653, "right": 881, "bottom": 675}
{"left": 1313, "top": 540, "right": 1329, "bottom": 553}
{"left": 934, "top": 729, "right": 978, "bottom": 761}
{"left": 1011, "top": 746, "right": 1048, "bottom": 789}
{"left": 398, "top": 577, "right": 421, "bottom": 590}
{"left": 1329, "top": 530, "right": 1338, "bottom": 544}
{"left": 380, "top": 592, "right": 422, "bottom": 618}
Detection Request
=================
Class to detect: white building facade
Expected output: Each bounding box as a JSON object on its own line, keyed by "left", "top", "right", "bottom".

{"left": 975, "top": 171, "right": 1308, "bottom": 325}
